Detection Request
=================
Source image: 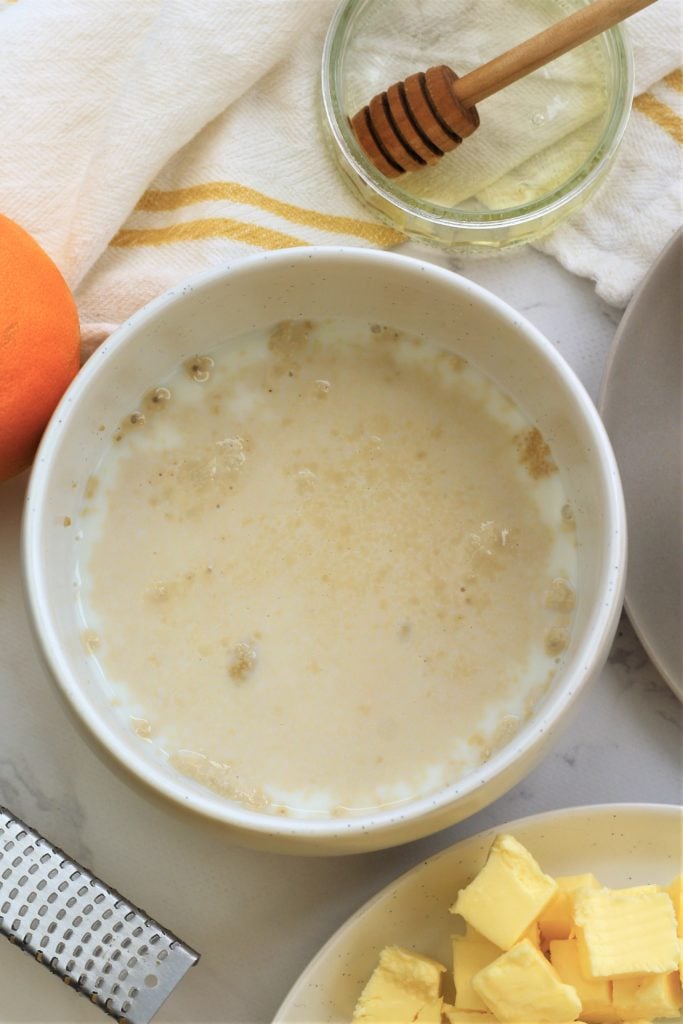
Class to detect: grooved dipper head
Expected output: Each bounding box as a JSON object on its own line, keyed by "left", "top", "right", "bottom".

{"left": 350, "top": 65, "right": 480, "bottom": 178}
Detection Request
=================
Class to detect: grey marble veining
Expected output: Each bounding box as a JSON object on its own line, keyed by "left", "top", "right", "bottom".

{"left": 0, "top": 248, "right": 680, "bottom": 1024}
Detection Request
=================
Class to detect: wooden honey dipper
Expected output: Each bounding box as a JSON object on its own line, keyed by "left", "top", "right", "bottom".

{"left": 351, "top": 0, "right": 655, "bottom": 178}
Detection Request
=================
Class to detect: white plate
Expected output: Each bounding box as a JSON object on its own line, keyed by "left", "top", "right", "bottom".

{"left": 275, "top": 804, "right": 683, "bottom": 1024}
{"left": 600, "top": 229, "right": 682, "bottom": 700}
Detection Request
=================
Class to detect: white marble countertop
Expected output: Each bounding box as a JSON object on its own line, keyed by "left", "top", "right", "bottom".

{"left": 1, "top": 244, "right": 680, "bottom": 1024}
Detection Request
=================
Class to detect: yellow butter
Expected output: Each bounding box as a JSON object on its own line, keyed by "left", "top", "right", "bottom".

{"left": 445, "top": 1002, "right": 587, "bottom": 1024}
{"left": 352, "top": 945, "right": 446, "bottom": 1023}
{"left": 612, "top": 970, "right": 683, "bottom": 1020}
{"left": 471, "top": 938, "right": 581, "bottom": 1022}
{"left": 538, "top": 874, "right": 601, "bottom": 943}
{"left": 443, "top": 1007, "right": 498, "bottom": 1023}
{"left": 451, "top": 834, "right": 558, "bottom": 950}
{"left": 549, "top": 939, "right": 613, "bottom": 1022}
{"left": 413, "top": 996, "right": 443, "bottom": 1022}
{"left": 523, "top": 921, "right": 542, "bottom": 948}
{"left": 452, "top": 933, "right": 500, "bottom": 1011}
{"left": 574, "top": 886, "right": 680, "bottom": 979}
{"left": 669, "top": 875, "right": 683, "bottom": 938}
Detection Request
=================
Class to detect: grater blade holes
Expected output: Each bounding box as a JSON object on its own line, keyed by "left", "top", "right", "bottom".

{"left": 1, "top": 808, "right": 198, "bottom": 1023}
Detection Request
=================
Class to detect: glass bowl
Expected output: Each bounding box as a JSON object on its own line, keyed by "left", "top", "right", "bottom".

{"left": 321, "top": 0, "right": 634, "bottom": 250}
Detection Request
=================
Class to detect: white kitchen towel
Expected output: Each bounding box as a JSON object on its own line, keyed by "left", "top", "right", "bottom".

{"left": 0, "top": 0, "right": 680, "bottom": 357}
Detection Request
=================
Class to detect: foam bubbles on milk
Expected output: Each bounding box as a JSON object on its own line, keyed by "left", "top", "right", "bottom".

{"left": 76, "top": 318, "right": 577, "bottom": 818}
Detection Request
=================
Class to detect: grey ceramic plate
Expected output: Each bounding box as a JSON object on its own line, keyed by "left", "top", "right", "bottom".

{"left": 600, "top": 229, "right": 682, "bottom": 700}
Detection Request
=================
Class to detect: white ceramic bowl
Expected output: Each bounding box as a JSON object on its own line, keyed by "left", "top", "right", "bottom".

{"left": 23, "top": 248, "right": 626, "bottom": 854}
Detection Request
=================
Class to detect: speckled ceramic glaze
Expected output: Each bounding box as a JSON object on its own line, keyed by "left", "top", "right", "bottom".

{"left": 22, "top": 247, "right": 626, "bottom": 853}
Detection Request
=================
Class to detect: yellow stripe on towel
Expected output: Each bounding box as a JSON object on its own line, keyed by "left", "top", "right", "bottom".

{"left": 664, "top": 68, "right": 683, "bottom": 94}
{"left": 633, "top": 93, "right": 683, "bottom": 145}
{"left": 136, "top": 181, "right": 406, "bottom": 247}
{"left": 111, "top": 217, "right": 307, "bottom": 250}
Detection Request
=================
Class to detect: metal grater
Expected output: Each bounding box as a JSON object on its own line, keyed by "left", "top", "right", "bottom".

{"left": 0, "top": 807, "right": 199, "bottom": 1023}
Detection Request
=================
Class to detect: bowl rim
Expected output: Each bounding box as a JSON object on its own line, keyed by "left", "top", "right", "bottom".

{"left": 22, "top": 246, "right": 627, "bottom": 847}
{"left": 320, "top": 0, "right": 635, "bottom": 241}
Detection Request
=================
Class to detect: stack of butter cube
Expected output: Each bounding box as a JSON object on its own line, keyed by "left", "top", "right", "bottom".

{"left": 352, "top": 834, "right": 683, "bottom": 1023}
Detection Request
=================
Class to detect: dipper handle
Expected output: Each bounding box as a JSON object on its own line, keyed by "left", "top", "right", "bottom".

{"left": 352, "top": 0, "right": 656, "bottom": 178}
{"left": 455, "top": 0, "right": 655, "bottom": 107}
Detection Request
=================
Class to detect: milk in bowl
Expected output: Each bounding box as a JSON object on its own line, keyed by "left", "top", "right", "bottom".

{"left": 75, "top": 317, "right": 577, "bottom": 818}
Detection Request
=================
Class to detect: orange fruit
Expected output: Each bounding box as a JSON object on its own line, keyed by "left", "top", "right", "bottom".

{"left": 0, "top": 214, "right": 80, "bottom": 481}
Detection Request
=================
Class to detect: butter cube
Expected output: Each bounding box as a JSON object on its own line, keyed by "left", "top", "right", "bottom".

{"left": 451, "top": 834, "right": 558, "bottom": 950}
{"left": 549, "top": 939, "right": 613, "bottom": 1022}
{"left": 452, "top": 933, "right": 500, "bottom": 1011}
{"left": 539, "top": 874, "right": 601, "bottom": 943}
{"left": 669, "top": 875, "right": 683, "bottom": 937}
{"left": 443, "top": 1008, "right": 498, "bottom": 1023}
{"left": 443, "top": 1003, "right": 588, "bottom": 1024}
{"left": 413, "top": 997, "right": 443, "bottom": 1022}
{"left": 465, "top": 918, "right": 542, "bottom": 947}
{"left": 352, "top": 946, "right": 446, "bottom": 1023}
{"left": 574, "top": 886, "right": 680, "bottom": 979}
{"left": 666, "top": 877, "right": 683, "bottom": 985}
{"left": 472, "top": 938, "right": 582, "bottom": 1022}
{"left": 612, "top": 971, "right": 683, "bottom": 1020}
